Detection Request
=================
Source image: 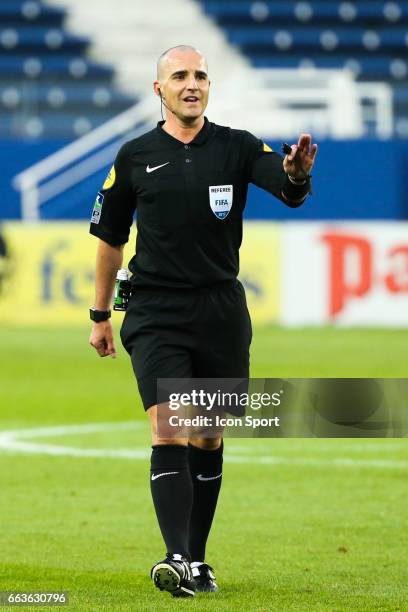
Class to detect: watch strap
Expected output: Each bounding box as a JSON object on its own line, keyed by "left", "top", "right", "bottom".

{"left": 89, "top": 308, "right": 111, "bottom": 322}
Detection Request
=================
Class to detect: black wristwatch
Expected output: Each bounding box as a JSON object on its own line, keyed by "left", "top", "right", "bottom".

{"left": 89, "top": 308, "right": 111, "bottom": 322}
{"left": 287, "top": 173, "right": 311, "bottom": 185}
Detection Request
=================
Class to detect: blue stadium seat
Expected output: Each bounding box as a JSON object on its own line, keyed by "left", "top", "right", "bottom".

{"left": 0, "top": 27, "right": 89, "bottom": 54}
{"left": 199, "top": 0, "right": 408, "bottom": 136}
{"left": 227, "top": 27, "right": 408, "bottom": 51}
{"left": 0, "top": 2, "right": 65, "bottom": 27}
{"left": 0, "top": 110, "right": 126, "bottom": 139}
{"left": 394, "top": 85, "right": 408, "bottom": 103}
{"left": 203, "top": 1, "right": 408, "bottom": 24}
{"left": 0, "top": 56, "right": 114, "bottom": 79}
{"left": 0, "top": 83, "right": 134, "bottom": 110}
{"left": 0, "top": 0, "right": 137, "bottom": 139}
{"left": 250, "top": 54, "right": 407, "bottom": 80}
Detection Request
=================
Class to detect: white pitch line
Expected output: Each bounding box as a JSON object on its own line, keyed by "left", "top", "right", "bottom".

{"left": 226, "top": 454, "right": 408, "bottom": 469}
{"left": 0, "top": 421, "right": 142, "bottom": 439}
{"left": 0, "top": 422, "right": 407, "bottom": 469}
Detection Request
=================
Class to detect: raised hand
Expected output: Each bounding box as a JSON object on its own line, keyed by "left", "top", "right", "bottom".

{"left": 283, "top": 133, "right": 318, "bottom": 180}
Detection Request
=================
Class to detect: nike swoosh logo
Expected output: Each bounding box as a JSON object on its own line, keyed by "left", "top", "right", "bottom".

{"left": 146, "top": 162, "right": 170, "bottom": 173}
{"left": 197, "top": 473, "right": 222, "bottom": 482}
{"left": 151, "top": 471, "right": 179, "bottom": 481}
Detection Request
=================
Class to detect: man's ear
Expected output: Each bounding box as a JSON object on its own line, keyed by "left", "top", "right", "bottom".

{"left": 153, "top": 81, "right": 161, "bottom": 97}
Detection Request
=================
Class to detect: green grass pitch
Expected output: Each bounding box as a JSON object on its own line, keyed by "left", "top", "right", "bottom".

{"left": 0, "top": 326, "right": 407, "bottom": 611}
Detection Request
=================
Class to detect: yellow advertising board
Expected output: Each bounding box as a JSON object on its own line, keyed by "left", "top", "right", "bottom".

{"left": 0, "top": 221, "right": 280, "bottom": 326}
{"left": 239, "top": 221, "right": 280, "bottom": 323}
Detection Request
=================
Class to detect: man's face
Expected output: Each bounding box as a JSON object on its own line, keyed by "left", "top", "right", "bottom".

{"left": 155, "top": 50, "right": 210, "bottom": 122}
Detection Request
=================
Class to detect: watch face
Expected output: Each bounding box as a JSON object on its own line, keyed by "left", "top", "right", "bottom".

{"left": 90, "top": 309, "right": 110, "bottom": 322}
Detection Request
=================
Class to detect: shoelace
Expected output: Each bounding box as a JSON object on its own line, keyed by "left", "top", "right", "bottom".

{"left": 204, "top": 565, "right": 216, "bottom": 580}
{"left": 171, "top": 558, "right": 192, "bottom": 580}
{"left": 196, "top": 564, "right": 215, "bottom": 580}
{"left": 181, "top": 561, "right": 192, "bottom": 580}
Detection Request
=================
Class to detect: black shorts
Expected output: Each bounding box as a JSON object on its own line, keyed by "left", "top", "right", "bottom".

{"left": 120, "top": 280, "right": 252, "bottom": 410}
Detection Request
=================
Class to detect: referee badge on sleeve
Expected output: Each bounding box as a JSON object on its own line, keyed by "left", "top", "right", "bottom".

{"left": 209, "top": 184, "right": 233, "bottom": 220}
{"left": 91, "top": 192, "right": 104, "bottom": 224}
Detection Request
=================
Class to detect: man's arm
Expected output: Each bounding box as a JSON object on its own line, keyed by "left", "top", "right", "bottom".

{"left": 245, "top": 132, "right": 318, "bottom": 207}
{"left": 281, "top": 133, "right": 318, "bottom": 205}
{"left": 89, "top": 239, "right": 124, "bottom": 358}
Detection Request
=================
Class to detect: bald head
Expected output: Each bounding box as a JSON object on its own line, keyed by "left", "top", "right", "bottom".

{"left": 157, "top": 45, "right": 208, "bottom": 80}
{"left": 154, "top": 45, "right": 210, "bottom": 125}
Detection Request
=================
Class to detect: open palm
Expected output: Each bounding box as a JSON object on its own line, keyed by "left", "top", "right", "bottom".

{"left": 283, "top": 133, "right": 318, "bottom": 179}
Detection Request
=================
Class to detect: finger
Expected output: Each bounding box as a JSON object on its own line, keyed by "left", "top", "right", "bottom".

{"left": 92, "top": 340, "right": 108, "bottom": 357}
{"left": 288, "top": 144, "right": 298, "bottom": 162}
{"left": 298, "top": 133, "right": 311, "bottom": 151}
{"left": 309, "top": 143, "right": 318, "bottom": 159}
{"left": 107, "top": 339, "right": 117, "bottom": 359}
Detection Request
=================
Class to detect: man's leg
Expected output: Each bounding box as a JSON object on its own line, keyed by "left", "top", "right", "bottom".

{"left": 148, "top": 404, "right": 196, "bottom": 596}
{"left": 187, "top": 436, "right": 223, "bottom": 562}
{"left": 188, "top": 281, "right": 251, "bottom": 590}
{"left": 120, "top": 291, "right": 198, "bottom": 594}
{"left": 148, "top": 404, "right": 192, "bottom": 558}
{"left": 187, "top": 436, "right": 223, "bottom": 592}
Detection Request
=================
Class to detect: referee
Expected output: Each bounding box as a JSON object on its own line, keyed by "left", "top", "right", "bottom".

{"left": 89, "top": 45, "right": 317, "bottom": 598}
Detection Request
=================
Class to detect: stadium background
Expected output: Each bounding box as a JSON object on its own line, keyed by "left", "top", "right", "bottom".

{"left": 1, "top": 1, "right": 407, "bottom": 610}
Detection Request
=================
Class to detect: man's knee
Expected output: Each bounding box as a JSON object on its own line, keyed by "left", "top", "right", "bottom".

{"left": 188, "top": 437, "right": 222, "bottom": 450}
{"left": 148, "top": 403, "right": 189, "bottom": 446}
{"left": 154, "top": 438, "right": 188, "bottom": 446}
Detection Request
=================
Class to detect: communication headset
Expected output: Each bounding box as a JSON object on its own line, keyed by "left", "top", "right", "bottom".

{"left": 158, "top": 87, "right": 173, "bottom": 120}
{"left": 157, "top": 83, "right": 201, "bottom": 120}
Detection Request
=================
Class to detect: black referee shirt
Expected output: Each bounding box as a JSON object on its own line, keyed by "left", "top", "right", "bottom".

{"left": 89, "top": 117, "right": 307, "bottom": 289}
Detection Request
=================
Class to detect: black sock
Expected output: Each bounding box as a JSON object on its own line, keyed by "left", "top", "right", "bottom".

{"left": 187, "top": 441, "right": 223, "bottom": 562}
{"left": 150, "top": 444, "right": 193, "bottom": 558}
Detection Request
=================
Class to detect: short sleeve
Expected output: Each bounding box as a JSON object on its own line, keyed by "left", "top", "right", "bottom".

{"left": 89, "top": 142, "right": 135, "bottom": 246}
{"left": 242, "top": 131, "right": 286, "bottom": 200}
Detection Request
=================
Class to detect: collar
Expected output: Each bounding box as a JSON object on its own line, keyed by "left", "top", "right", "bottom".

{"left": 156, "top": 116, "right": 213, "bottom": 147}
